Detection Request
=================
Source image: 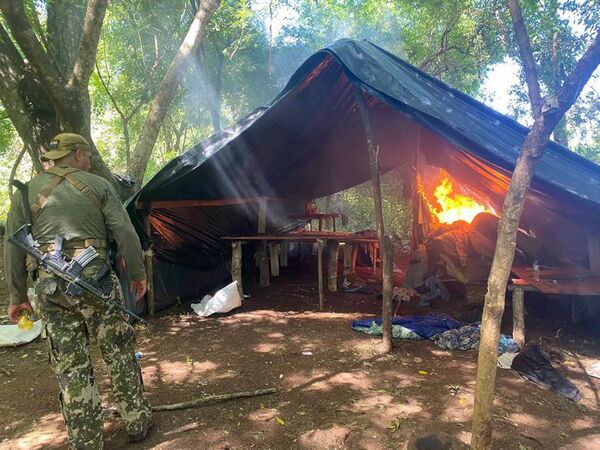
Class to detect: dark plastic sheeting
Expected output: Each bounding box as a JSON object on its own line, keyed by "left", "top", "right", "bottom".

{"left": 127, "top": 39, "right": 600, "bottom": 311}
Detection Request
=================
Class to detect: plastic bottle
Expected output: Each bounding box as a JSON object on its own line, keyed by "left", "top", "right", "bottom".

{"left": 532, "top": 260, "right": 540, "bottom": 282}
{"left": 17, "top": 311, "right": 34, "bottom": 330}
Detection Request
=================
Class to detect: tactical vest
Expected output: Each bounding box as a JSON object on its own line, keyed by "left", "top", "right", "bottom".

{"left": 31, "top": 166, "right": 107, "bottom": 252}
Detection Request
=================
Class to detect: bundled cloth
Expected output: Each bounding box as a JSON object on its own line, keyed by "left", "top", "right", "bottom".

{"left": 511, "top": 344, "right": 581, "bottom": 402}
{"left": 433, "top": 323, "right": 520, "bottom": 353}
{"left": 352, "top": 314, "right": 462, "bottom": 340}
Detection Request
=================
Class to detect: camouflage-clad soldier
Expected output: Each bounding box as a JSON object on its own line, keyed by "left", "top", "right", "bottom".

{"left": 4, "top": 133, "right": 153, "bottom": 449}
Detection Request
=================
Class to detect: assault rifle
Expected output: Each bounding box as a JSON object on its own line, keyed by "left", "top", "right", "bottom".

{"left": 9, "top": 224, "right": 146, "bottom": 324}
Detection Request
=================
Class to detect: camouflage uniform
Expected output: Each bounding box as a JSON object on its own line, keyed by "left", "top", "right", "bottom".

{"left": 4, "top": 133, "right": 152, "bottom": 449}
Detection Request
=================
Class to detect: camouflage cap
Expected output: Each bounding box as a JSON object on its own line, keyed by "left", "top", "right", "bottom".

{"left": 42, "top": 133, "right": 90, "bottom": 161}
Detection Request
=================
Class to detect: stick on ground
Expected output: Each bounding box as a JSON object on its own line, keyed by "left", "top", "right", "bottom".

{"left": 152, "top": 387, "right": 278, "bottom": 412}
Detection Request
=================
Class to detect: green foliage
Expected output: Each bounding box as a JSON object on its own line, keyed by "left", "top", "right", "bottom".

{"left": 273, "top": 0, "right": 504, "bottom": 94}
{"left": 482, "top": 0, "right": 600, "bottom": 149}
{"left": 317, "top": 168, "right": 412, "bottom": 240}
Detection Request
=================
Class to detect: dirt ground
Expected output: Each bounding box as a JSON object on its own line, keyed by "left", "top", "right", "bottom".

{"left": 1, "top": 258, "right": 600, "bottom": 449}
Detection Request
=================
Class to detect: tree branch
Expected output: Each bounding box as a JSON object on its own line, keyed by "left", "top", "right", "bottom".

{"left": 69, "top": 0, "right": 107, "bottom": 89}
{"left": 507, "top": 0, "right": 543, "bottom": 119}
{"left": 0, "top": 0, "right": 65, "bottom": 102}
{"left": 128, "top": 0, "right": 221, "bottom": 187}
{"left": 8, "top": 145, "right": 27, "bottom": 201}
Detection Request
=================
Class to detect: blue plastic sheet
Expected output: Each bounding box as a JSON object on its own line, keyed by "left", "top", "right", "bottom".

{"left": 352, "top": 313, "right": 462, "bottom": 339}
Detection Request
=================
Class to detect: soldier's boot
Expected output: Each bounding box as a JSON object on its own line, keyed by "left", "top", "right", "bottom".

{"left": 128, "top": 417, "right": 154, "bottom": 442}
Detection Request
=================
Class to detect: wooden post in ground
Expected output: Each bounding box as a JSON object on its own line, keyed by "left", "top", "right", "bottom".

{"left": 280, "top": 242, "right": 288, "bottom": 267}
{"left": 512, "top": 288, "right": 525, "bottom": 348}
{"left": 270, "top": 243, "right": 280, "bottom": 277}
{"left": 571, "top": 298, "right": 582, "bottom": 324}
{"left": 353, "top": 84, "right": 393, "bottom": 353}
{"left": 143, "top": 213, "right": 156, "bottom": 315}
{"left": 327, "top": 241, "right": 340, "bottom": 291}
{"left": 351, "top": 245, "right": 358, "bottom": 273}
{"left": 231, "top": 241, "right": 243, "bottom": 297}
{"left": 588, "top": 234, "right": 600, "bottom": 273}
{"left": 256, "top": 199, "right": 270, "bottom": 286}
{"left": 343, "top": 243, "right": 352, "bottom": 276}
{"left": 317, "top": 239, "right": 325, "bottom": 310}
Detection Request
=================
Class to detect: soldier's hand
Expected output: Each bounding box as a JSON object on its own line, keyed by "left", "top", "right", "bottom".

{"left": 8, "top": 301, "right": 34, "bottom": 323}
{"left": 130, "top": 279, "right": 147, "bottom": 303}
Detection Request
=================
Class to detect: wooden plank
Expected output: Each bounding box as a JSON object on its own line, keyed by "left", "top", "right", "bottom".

{"left": 231, "top": 241, "right": 243, "bottom": 296}
{"left": 510, "top": 266, "right": 600, "bottom": 295}
{"left": 136, "top": 197, "right": 290, "bottom": 210}
{"left": 270, "top": 243, "right": 280, "bottom": 277}
{"left": 221, "top": 233, "right": 378, "bottom": 243}
{"left": 512, "top": 288, "right": 525, "bottom": 348}
{"left": 327, "top": 240, "right": 340, "bottom": 291}
{"left": 317, "top": 239, "right": 326, "bottom": 310}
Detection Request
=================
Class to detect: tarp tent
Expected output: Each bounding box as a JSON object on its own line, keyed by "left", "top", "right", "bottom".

{"left": 128, "top": 39, "right": 600, "bottom": 311}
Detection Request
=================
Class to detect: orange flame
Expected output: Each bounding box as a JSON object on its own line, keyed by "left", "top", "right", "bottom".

{"left": 426, "top": 172, "right": 494, "bottom": 224}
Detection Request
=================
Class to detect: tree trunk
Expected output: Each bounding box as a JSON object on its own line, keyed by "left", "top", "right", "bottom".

{"left": 128, "top": 0, "right": 221, "bottom": 188}
{"left": 0, "top": 0, "right": 126, "bottom": 195}
{"left": 507, "top": 0, "right": 543, "bottom": 119}
{"left": 353, "top": 84, "right": 393, "bottom": 353}
{"left": 471, "top": 26, "right": 600, "bottom": 449}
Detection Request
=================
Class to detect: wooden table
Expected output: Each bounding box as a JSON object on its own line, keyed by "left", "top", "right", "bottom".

{"left": 222, "top": 232, "right": 379, "bottom": 310}
{"left": 508, "top": 265, "right": 600, "bottom": 347}
{"left": 290, "top": 213, "right": 341, "bottom": 231}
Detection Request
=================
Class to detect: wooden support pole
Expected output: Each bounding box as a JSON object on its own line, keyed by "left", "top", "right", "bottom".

{"left": 270, "top": 243, "right": 280, "bottom": 277}
{"left": 258, "top": 241, "right": 270, "bottom": 287}
{"left": 512, "top": 288, "right": 525, "bottom": 349}
{"left": 343, "top": 243, "right": 352, "bottom": 276}
{"left": 257, "top": 199, "right": 267, "bottom": 234}
{"left": 280, "top": 242, "right": 288, "bottom": 267}
{"left": 256, "top": 200, "right": 270, "bottom": 286}
{"left": 571, "top": 297, "right": 582, "bottom": 324}
{"left": 327, "top": 240, "right": 340, "bottom": 291}
{"left": 351, "top": 245, "right": 358, "bottom": 274}
{"left": 353, "top": 84, "right": 393, "bottom": 353}
{"left": 317, "top": 239, "right": 325, "bottom": 310}
{"left": 143, "top": 214, "right": 156, "bottom": 315}
{"left": 588, "top": 235, "right": 600, "bottom": 273}
{"left": 231, "top": 241, "right": 243, "bottom": 297}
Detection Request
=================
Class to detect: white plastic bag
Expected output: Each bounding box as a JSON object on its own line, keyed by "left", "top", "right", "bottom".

{"left": 0, "top": 320, "right": 43, "bottom": 347}
{"left": 191, "top": 281, "right": 242, "bottom": 317}
{"left": 587, "top": 362, "right": 600, "bottom": 379}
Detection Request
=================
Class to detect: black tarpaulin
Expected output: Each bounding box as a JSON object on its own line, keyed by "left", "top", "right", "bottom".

{"left": 127, "top": 39, "right": 600, "bottom": 311}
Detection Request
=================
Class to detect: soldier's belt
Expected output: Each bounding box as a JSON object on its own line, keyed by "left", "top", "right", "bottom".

{"left": 38, "top": 238, "right": 107, "bottom": 252}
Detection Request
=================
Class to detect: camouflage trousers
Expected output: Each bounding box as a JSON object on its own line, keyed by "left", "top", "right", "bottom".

{"left": 34, "top": 271, "right": 152, "bottom": 449}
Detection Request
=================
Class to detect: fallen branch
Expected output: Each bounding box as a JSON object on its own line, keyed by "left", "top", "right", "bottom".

{"left": 151, "top": 387, "right": 278, "bottom": 412}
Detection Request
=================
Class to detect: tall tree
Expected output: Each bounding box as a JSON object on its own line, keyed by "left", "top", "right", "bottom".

{"left": 0, "top": 0, "right": 112, "bottom": 180}
{"left": 470, "top": 1, "right": 600, "bottom": 447}
{"left": 0, "top": 0, "right": 219, "bottom": 195}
